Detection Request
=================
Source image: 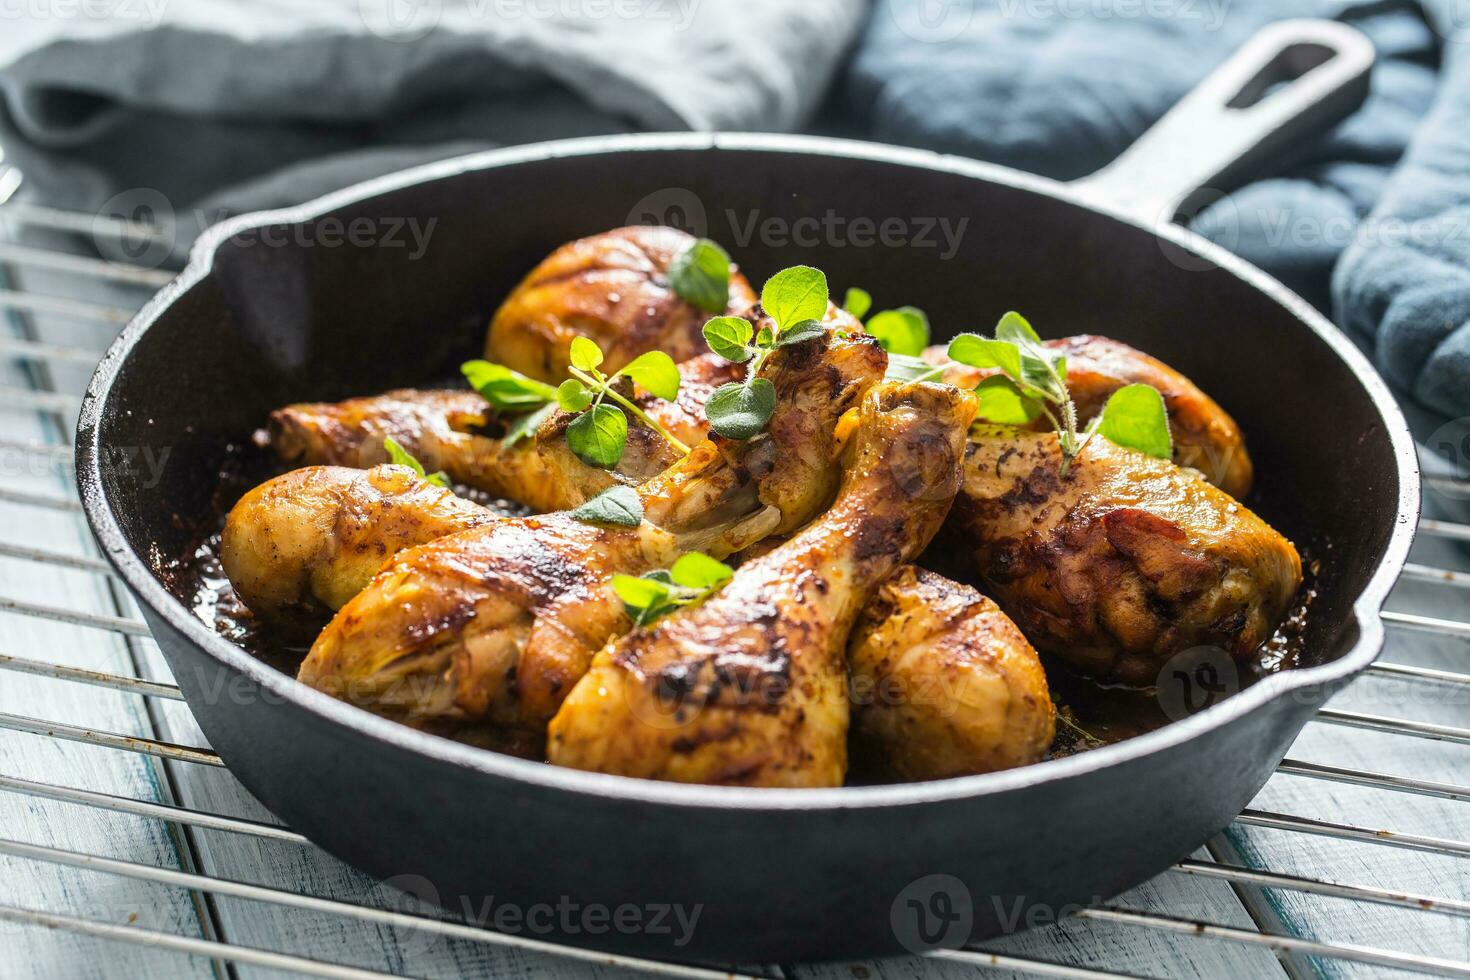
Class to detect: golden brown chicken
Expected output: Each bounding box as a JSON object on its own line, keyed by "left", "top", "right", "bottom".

{"left": 267, "top": 355, "right": 743, "bottom": 514}
{"left": 848, "top": 566, "right": 1054, "bottom": 781}
{"left": 943, "top": 426, "right": 1301, "bottom": 684}
{"left": 298, "top": 328, "right": 887, "bottom": 735}
{"left": 486, "top": 226, "right": 757, "bottom": 381}
{"left": 547, "top": 381, "right": 976, "bottom": 787}
{"left": 926, "top": 335, "right": 1253, "bottom": 498}
{"left": 220, "top": 464, "right": 495, "bottom": 625}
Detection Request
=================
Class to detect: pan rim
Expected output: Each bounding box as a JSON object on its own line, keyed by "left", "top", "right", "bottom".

{"left": 75, "top": 131, "right": 1421, "bottom": 811}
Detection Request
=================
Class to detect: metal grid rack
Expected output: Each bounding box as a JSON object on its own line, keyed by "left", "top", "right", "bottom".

{"left": 0, "top": 153, "right": 1468, "bottom": 980}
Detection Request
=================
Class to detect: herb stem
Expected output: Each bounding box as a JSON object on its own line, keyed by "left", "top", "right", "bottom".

{"left": 569, "top": 366, "right": 692, "bottom": 456}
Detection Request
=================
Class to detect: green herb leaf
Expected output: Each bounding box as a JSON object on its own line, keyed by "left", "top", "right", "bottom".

{"left": 947, "top": 334, "right": 1021, "bottom": 378}
{"left": 557, "top": 379, "right": 593, "bottom": 413}
{"left": 706, "top": 378, "right": 777, "bottom": 440}
{"left": 669, "top": 552, "right": 734, "bottom": 590}
{"left": 461, "top": 360, "right": 557, "bottom": 411}
{"left": 569, "top": 336, "right": 604, "bottom": 373}
{"left": 620, "top": 350, "right": 681, "bottom": 402}
{"left": 755, "top": 324, "right": 774, "bottom": 347}
{"left": 612, "top": 573, "right": 672, "bottom": 610}
{"left": 501, "top": 402, "right": 555, "bottom": 448}
{"left": 866, "top": 306, "right": 930, "bottom": 357}
{"left": 775, "top": 317, "right": 826, "bottom": 348}
{"left": 995, "top": 310, "right": 1041, "bottom": 345}
{"left": 566, "top": 403, "right": 627, "bottom": 468}
{"left": 383, "top": 436, "right": 449, "bottom": 488}
{"left": 669, "top": 239, "right": 732, "bottom": 314}
{"left": 1019, "top": 349, "right": 1060, "bottom": 398}
{"left": 974, "top": 375, "right": 1044, "bottom": 425}
{"left": 569, "top": 485, "right": 644, "bottom": 527}
{"left": 885, "top": 352, "right": 940, "bottom": 382}
{"left": 703, "top": 315, "right": 754, "bottom": 363}
{"left": 1098, "top": 383, "right": 1173, "bottom": 460}
{"left": 842, "top": 286, "right": 872, "bottom": 321}
{"left": 760, "top": 266, "right": 828, "bottom": 332}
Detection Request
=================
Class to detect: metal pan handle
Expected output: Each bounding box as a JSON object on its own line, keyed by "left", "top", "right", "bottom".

{"left": 1070, "top": 19, "right": 1375, "bottom": 226}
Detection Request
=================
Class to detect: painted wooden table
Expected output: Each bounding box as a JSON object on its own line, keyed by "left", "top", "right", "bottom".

{"left": 0, "top": 177, "right": 1466, "bottom": 979}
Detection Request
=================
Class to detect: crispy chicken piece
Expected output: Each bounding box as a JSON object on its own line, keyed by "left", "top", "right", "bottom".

{"left": 267, "top": 355, "right": 743, "bottom": 513}
{"left": 547, "top": 381, "right": 977, "bottom": 787}
{"left": 944, "top": 426, "right": 1301, "bottom": 684}
{"left": 298, "top": 328, "right": 886, "bottom": 733}
{"left": 486, "top": 226, "right": 757, "bottom": 382}
{"left": 926, "top": 335, "right": 1253, "bottom": 498}
{"left": 848, "top": 566, "right": 1054, "bottom": 780}
{"left": 220, "top": 464, "right": 494, "bottom": 625}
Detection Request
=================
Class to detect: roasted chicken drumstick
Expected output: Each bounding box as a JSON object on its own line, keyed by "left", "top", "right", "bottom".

{"left": 547, "top": 380, "right": 977, "bottom": 787}
{"left": 945, "top": 425, "right": 1301, "bottom": 684}
{"left": 486, "top": 226, "right": 757, "bottom": 381}
{"left": 297, "top": 328, "right": 886, "bottom": 734}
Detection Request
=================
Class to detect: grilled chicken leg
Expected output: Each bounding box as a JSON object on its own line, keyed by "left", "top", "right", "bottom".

{"left": 944, "top": 426, "right": 1301, "bottom": 684}
{"left": 298, "top": 328, "right": 886, "bottom": 733}
{"left": 220, "top": 464, "right": 494, "bottom": 625}
{"left": 927, "top": 335, "right": 1253, "bottom": 498}
{"left": 486, "top": 226, "right": 757, "bottom": 381}
{"left": 848, "top": 565, "right": 1054, "bottom": 780}
{"left": 547, "top": 381, "right": 977, "bottom": 787}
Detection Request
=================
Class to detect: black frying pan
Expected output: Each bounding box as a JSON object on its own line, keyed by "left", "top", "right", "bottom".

{"left": 76, "top": 20, "right": 1419, "bottom": 963}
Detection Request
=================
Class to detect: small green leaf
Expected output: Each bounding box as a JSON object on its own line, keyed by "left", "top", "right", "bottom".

{"left": 995, "top": 311, "right": 1041, "bottom": 345}
{"left": 557, "top": 379, "right": 593, "bottom": 413}
{"left": 570, "top": 486, "right": 644, "bottom": 527}
{"left": 1019, "top": 348, "right": 1060, "bottom": 398}
{"left": 885, "top": 353, "right": 941, "bottom": 382}
{"left": 775, "top": 318, "right": 826, "bottom": 348}
{"left": 383, "top": 437, "right": 448, "bottom": 488}
{"left": 842, "top": 286, "right": 872, "bottom": 321}
{"left": 948, "top": 334, "right": 1021, "bottom": 378}
{"left": 567, "top": 403, "right": 627, "bottom": 468}
{"left": 866, "top": 306, "right": 930, "bottom": 357}
{"left": 755, "top": 324, "right": 774, "bottom": 348}
{"left": 620, "top": 350, "right": 681, "bottom": 402}
{"left": 1098, "top": 383, "right": 1173, "bottom": 460}
{"left": 761, "top": 266, "right": 828, "bottom": 332}
{"left": 702, "top": 315, "right": 754, "bottom": 363}
{"left": 669, "top": 552, "right": 734, "bottom": 591}
{"left": 501, "top": 402, "right": 555, "bottom": 448}
{"left": 706, "top": 378, "right": 777, "bottom": 440}
{"left": 461, "top": 360, "right": 557, "bottom": 411}
{"left": 569, "top": 336, "right": 604, "bottom": 373}
{"left": 669, "top": 239, "right": 731, "bottom": 314}
{"left": 612, "top": 573, "right": 672, "bottom": 610}
{"left": 974, "top": 376, "right": 1043, "bottom": 425}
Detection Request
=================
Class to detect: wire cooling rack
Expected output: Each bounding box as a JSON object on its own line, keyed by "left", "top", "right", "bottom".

{"left": 1, "top": 155, "right": 1468, "bottom": 979}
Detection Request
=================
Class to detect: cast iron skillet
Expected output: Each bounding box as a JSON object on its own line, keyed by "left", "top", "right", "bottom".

{"left": 77, "top": 21, "right": 1418, "bottom": 962}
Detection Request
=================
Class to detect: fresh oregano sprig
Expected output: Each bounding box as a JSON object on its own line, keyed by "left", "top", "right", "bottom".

{"left": 461, "top": 360, "right": 557, "bottom": 448}
{"left": 611, "top": 552, "right": 734, "bottom": 627}
{"left": 701, "top": 266, "right": 830, "bottom": 440}
{"left": 383, "top": 437, "right": 449, "bottom": 488}
{"left": 921, "top": 312, "right": 1173, "bottom": 474}
{"left": 561, "top": 337, "right": 690, "bottom": 468}
{"left": 569, "top": 485, "right": 643, "bottom": 527}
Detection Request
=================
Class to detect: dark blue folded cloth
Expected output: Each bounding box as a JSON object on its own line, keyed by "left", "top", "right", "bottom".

{"left": 843, "top": 0, "right": 1470, "bottom": 418}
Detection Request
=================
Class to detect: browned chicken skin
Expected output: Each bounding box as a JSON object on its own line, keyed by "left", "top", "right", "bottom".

{"left": 926, "top": 335, "right": 1253, "bottom": 498}
{"left": 267, "top": 356, "right": 743, "bottom": 514}
{"left": 848, "top": 565, "right": 1054, "bottom": 780}
{"left": 486, "top": 226, "right": 757, "bottom": 382}
{"left": 220, "top": 464, "right": 495, "bottom": 625}
{"left": 945, "top": 426, "right": 1301, "bottom": 684}
{"left": 547, "top": 381, "right": 977, "bottom": 786}
{"left": 297, "top": 328, "right": 886, "bottom": 734}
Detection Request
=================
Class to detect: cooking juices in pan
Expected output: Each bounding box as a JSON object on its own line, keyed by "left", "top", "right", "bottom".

{"left": 159, "top": 225, "right": 1315, "bottom": 784}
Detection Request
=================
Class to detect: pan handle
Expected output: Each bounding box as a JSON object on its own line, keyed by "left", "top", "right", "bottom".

{"left": 1069, "top": 19, "right": 1374, "bottom": 225}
